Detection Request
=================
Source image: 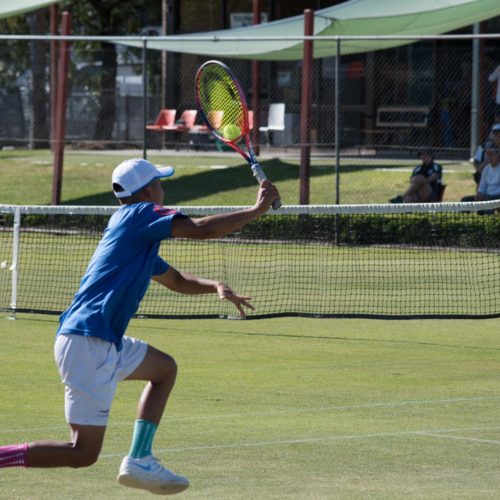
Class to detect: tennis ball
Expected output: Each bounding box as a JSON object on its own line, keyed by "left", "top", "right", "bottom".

{"left": 221, "top": 123, "right": 241, "bottom": 141}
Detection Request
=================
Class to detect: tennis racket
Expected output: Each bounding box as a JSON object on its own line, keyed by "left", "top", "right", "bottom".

{"left": 195, "top": 60, "right": 282, "bottom": 210}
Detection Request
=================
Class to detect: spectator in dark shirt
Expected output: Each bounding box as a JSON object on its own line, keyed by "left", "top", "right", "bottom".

{"left": 390, "top": 151, "right": 443, "bottom": 203}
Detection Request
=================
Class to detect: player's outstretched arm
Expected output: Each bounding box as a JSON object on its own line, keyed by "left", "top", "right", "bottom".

{"left": 171, "top": 180, "right": 279, "bottom": 240}
{"left": 153, "top": 267, "right": 254, "bottom": 317}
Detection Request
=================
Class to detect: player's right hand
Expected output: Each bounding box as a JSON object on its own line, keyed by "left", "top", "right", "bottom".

{"left": 255, "top": 180, "right": 280, "bottom": 212}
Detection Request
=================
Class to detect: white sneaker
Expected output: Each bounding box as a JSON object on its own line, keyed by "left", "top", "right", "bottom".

{"left": 117, "top": 455, "right": 189, "bottom": 495}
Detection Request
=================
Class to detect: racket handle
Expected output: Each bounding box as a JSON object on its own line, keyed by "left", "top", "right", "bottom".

{"left": 251, "top": 163, "right": 282, "bottom": 210}
{"left": 271, "top": 198, "right": 282, "bottom": 210}
{"left": 251, "top": 162, "right": 268, "bottom": 182}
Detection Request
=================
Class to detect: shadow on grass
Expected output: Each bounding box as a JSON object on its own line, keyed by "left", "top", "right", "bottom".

{"left": 65, "top": 159, "right": 333, "bottom": 206}
{"left": 338, "top": 162, "right": 416, "bottom": 174}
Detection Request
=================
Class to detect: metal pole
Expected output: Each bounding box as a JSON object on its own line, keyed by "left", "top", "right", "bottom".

{"left": 161, "top": 0, "right": 167, "bottom": 109}
{"left": 50, "top": 4, "right": 58, "bottom": 153}
{"left": 299, "top": 9, "right": 314, "bottom": 205}
{"left": 251, "top": 0, "right": 262, "bottom": 155}
{"left": 51, "top": 12, "right": 71, "bottom": 206}
{"left": 335, "top": 38, "right": 341, "bottom": 205}
{"left": 470, "top": 23, "right": 480, "bottom": 159}
{"left": 143, "top": 38, "right": 148, "bottom": 160}
{"left": 9, "top": 207, "right": 21, "bottom": 319}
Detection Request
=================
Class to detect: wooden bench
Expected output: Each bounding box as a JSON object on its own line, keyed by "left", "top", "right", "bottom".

{"left": 363, "top": 105, "right": 430, "bottom": 146}
{"left": 376, "top": 106, "right": 430, "bottom": 128}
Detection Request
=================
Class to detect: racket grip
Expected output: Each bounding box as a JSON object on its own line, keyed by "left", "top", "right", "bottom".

{"left": 251, "top": 163, "right": 282, "bottom": 210}
{"left": 251, "top": 163, "right": 268, "bottom": 183}
{"left": 271, "top": 198, "right": 282, "bottom": 210}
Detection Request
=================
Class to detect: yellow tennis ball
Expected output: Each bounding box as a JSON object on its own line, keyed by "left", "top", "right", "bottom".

{"left": 221, "top": 124, "right": 241, "bottom": 141}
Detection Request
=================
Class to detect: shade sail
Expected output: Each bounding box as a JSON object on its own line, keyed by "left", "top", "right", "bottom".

{"left": 0, "top": 0, "right": 61, "bottom": 20}
{"left": 122, "top": 0, "right": 500, "bottom": 60}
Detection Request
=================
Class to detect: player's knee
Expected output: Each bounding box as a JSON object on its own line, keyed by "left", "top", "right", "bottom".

{"left": 68, "top": 447, "right": 100, "bottom": 468}
{"left": 160, "top": 353, "right": 177, "bottom": 382}
{"left": 146, "top": 347, "right": 178, "bottom": 385}
{"left": 151, "top": 352, "right": 177, "bottom": 386}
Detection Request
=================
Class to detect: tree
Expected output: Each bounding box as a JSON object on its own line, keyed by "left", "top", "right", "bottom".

{"left": 0, "top": 13, "right": 49, "bottom": 148}
{"left": 71, "top": 0, "right": 161, "bottom": 143}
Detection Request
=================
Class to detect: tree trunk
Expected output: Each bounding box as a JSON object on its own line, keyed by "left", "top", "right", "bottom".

{"left": 30, "top": 9, "right": 49, "bottom": 148}
{"left": 94, "top": 42, "right": 117, "bottom": 143}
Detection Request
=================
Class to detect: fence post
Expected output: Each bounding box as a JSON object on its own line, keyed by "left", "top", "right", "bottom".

{"left": 299, "top": 9, "right": 314, "bottom": 205}
{"left": 334, "top": 38, "right": 341, "bottom": 205}
{"left": 50, "top": 4, "right": 58, "bottom": 152}
{"left": 9, "top": 207, "right": 21, "bottom": 319}
{"left": 470, "top": 23, "right": 480, "bottom": 159}
{"left": 143, "top": 38, "right": 148, "bottom": 160}
{"left": 251, "top": 0, "right": 262, "bottom": 156}
{"left": 51, "top": 12, "right": 71, "bottom": 206}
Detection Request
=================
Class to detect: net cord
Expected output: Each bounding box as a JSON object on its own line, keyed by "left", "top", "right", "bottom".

{"left": 0, "top": 201, "right": 499, "bottom": 216}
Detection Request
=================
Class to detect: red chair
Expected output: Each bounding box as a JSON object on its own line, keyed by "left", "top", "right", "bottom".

{"left": 146, "top": 109, "right": 176, "bottom": 131}
{"left": 168, "top": 109, "right": 198, "bottom": 132}
{"left": 191, "top": 110, "right": 224, "bottom": 133}
{"left": 247, "top": 110, "right": 254, "bottom": 130}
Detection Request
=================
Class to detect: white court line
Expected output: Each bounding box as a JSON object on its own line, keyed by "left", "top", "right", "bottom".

{"left": 2, "top": 395, "right": 500, "bottom": 434}
{"left": 417, "top": 432, "right": 500, "bottom": 445}
{"left": 99, "top": 425, "right": 500, "bottom": 459}
{"left": 374, "top": 168, "right": 458, "bottom": 173}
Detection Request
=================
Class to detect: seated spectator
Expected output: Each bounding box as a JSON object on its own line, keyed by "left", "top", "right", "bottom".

{"left": 471, "top": 123, "right": 500, "bottom": 185}
{"left": 462, "top": 141, "right": 500, "bottom": 203}
{"left": 390, "top": 151, "right": 443, "bottom": 203}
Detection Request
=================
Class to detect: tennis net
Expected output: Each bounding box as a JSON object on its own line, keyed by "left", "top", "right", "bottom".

{"left": 0, "top": 201, "right": 499, "bottom": 319}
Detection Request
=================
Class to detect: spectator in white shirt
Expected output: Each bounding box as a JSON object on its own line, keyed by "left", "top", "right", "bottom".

{"left": 471, "top": 123, "right": 500, "bottom": 185}
{"left": 476, "top": 143, "right": 500, "bottom": 201}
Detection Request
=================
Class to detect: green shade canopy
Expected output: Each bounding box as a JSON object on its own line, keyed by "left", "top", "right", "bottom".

{"left": 122, "top": 0, "right": 500, "bottom": 60}
{"left": 0, "top": 0, "right": 61, "bottom": 20}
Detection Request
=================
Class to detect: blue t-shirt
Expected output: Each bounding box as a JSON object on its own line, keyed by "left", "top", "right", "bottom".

{"left": 57, "top": 202, "right": 183, "bottom": 350}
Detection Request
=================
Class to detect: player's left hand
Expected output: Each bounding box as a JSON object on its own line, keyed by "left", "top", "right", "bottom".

{"left": 217, "top": 283, "right": 255, "bottom": 317}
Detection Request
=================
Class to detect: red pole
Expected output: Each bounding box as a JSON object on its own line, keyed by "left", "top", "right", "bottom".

{"left": 49, "top": 4, "right": 58, "bottom": 152}
{"left": 251, "top": 0, "right": 261, "bottom": 155}
{"left": 299, "top": 9, "right": 314, "bottom": 204}
{"left": 51, "top": 12, "right": 71, "bottom": 206}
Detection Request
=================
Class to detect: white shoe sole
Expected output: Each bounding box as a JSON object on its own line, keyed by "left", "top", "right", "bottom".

{"left": 118, "top": 473, "right": 189, "bottom": 495}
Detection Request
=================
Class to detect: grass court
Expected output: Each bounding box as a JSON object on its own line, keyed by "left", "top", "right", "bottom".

{"left": 0, "top": 148, "right": 499, "bottom": 498}
{"left": 1, "top": 315, "right": 500, "bottom": 499}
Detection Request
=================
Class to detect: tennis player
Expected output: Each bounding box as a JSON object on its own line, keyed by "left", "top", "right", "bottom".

{"left": 0, "top": 158, "right": 280, "bottom": 495}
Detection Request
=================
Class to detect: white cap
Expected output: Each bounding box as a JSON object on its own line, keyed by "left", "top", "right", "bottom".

{"left": 492, "top": 123, "right": 500, "bottom": 132}
{"left": 112, "top": 158, "right": 174, "bottom": 198}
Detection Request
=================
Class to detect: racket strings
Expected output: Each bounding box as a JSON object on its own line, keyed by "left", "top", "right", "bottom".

{"left": 197, "top": 65, "right": 246, "bottom": 140}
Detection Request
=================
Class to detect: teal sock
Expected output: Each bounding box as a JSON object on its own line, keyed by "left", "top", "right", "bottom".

{"left": 128, "top": 419, "right": 158, "bottom": 459}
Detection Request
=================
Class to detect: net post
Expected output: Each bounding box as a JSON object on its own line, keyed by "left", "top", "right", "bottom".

{"left": 9, "top": 207, "right": 21, "bottom": 320}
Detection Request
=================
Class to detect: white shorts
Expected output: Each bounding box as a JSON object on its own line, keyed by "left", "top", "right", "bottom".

{"left": 54, "top": 333, "right": 148, "bottom": 426}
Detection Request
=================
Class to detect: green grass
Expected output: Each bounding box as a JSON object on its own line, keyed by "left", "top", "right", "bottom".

{"left": 0, "top": 148, "right": 497, "bottom": 497}
{"left": 0, "top": 149, "right": 477, "bottom": 206}
{"left": 1, "top": 314, "right": 500, "bottom": 498}
{"left": 2, "top": 231, "right": 498, "bottom": 318}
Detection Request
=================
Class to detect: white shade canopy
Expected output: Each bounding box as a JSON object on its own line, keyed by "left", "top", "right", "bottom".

{"left": 121, "top": 0, "right": 500, "bottom": 60}
{"left": 0, "top": 0, "right": 60, "bottom": 20}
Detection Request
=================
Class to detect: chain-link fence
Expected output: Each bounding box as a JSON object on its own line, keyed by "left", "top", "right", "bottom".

{"left": 0, "top": 34, "right": 499, "bottom": 204}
